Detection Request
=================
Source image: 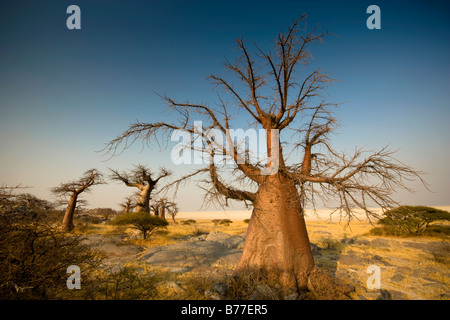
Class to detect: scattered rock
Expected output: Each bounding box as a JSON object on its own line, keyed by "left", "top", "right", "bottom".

{"left": 211, "top": 283, "right": 229, "bottom": 297}
{"left": 206, "top": 231, "right": 232, "bottom": 241}
{"left": 370, "top": 238, "right": 390, "bottom": 248}
{"left": 390, "top": 274, "right": 405, "bottom": 283}
{"left": 354, "top": 239, "right": 370, "bottom": 246}
{"left": 284, "top": 292, "right": 299, "bottom": 300}
{"left": 81, "top": 234, "right": 141, "bottom": 265}
{"left": 338, "top": 254, "right": 368, "bottom": 266}
{"left": 204, "top": 289, "right": 221, "bottom": 300}
{"left": 220, "top": 236, "right": 244, "bottom": 249}
{"left": 249, "top": 284, "right": 279, "bottom": 300}
{"left": 214, "top": 251, "right": 242, "bottom": 267}
{"left": 376, "top": 289, "right": 408, "bottom": 300}
{"left": 341, "top": 238, "right": 355, "bottom": 245}
{"left": 162, "top": 281, "right": 185, "bottom": 293}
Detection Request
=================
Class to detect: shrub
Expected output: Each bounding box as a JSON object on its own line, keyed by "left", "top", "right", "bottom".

{"left": 374, "top": 206, "right": 450, "bottom": 236}
{"left": 110, "top": 212, "right": 168, "bottom": 239}
{"left": 180, "top": 219, "right": 196, "bottom": 225}
{"left": 212, "top": 219, "right": 233, "bottom": 226}
{"left": 0, "top": 213, "right": 100, "bottom": 299}
{"left": 85, "top": 267, "right": 158, "bottom": 300}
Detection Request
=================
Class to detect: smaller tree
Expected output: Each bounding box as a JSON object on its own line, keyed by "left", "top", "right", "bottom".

{"left": 154, "top": 197, "right": 178, "bottom": 222}
{"left": 376, "top": 206, "right": 450, "bottom": 236}
{"left": 109, "top": 165, "right": 171, "bottom": 213}
{"left": 51, "top": 169, "right": 104, "bottom": 232}
{"left": 111, "top": 212, "right": 168, "bottom": 239}
{"left": 119, "top": 195, "right": 137, "bottom": 213}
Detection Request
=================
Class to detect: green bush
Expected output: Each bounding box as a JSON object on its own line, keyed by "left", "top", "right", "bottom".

{"left": 212, "top": 219, "right": 233, "bottom": 226}
{"left": 110, "top": 212, "right": 168, "bottom": 239}
{"left": 373, "top": 206, "right": 450, "bottom": 236}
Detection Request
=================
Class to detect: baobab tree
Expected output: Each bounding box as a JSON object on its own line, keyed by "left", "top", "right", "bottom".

{"left": 119, "top": 195, "right": 137, "bottom": 213}
{"left": 51, "top": 169, "right": 104, "bottom": 232}
{"left": 109, "top": 165, "right": 171, "bottom": 213}
{"left": 153, "top": 197, "right": 178, "bottom": 222}
{"left": 103, "top": 16, "right": 426, "bottom": 292}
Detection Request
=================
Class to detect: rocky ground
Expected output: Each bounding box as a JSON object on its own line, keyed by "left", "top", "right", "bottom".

{"left": 80, "top": 221, "right": 450, "bottom": 300}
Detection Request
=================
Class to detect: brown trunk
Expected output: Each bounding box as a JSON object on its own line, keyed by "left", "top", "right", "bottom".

{"left": 135, "top": 185, "right": 151, "bottom": 213}
{"left": 159, "top": 207, "right": 166, "bottom": 220}
{"left": 301, "top": 145, "right": 312, "bottom": 175}
{"left": 61, "top": 193, "right": 78, "bottom": 232}
{"left": 235, "top": 173, "right": 316, "bottom": 292}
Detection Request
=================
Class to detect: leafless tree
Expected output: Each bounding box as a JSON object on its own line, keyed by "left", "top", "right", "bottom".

{"left": 153, "top": 197, "right": 178, "bottom": 222}
{"left": 109, "top": 165, "right": 171, "bottom": 213}
{"left": 51, "top": 169, "right": 104, "bottom": 232}
{"left": 119, "top": 195, "right": 137, "bottom": 213}
{"left": 103, "top": 16, "right": 426, "bottom": 292}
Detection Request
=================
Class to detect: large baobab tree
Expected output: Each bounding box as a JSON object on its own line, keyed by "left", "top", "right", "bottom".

{"left": 109, "top": 165, "right": 171, "bottom": 213}
{"left": 103, "top": 16, "right": 426, "bottom": 292}
{"left": 51, "top": 169, "right": 104, "bottom": 232}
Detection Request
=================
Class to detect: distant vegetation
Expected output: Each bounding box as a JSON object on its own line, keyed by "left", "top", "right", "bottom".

{"left": 370, "top": 206, "right": 450, "bottom": 237}
{"left": 110, "top": 212, "right": 168, "bottom": 239}
{"left": 212, "top": 219, "right": 233, "bottom": 226}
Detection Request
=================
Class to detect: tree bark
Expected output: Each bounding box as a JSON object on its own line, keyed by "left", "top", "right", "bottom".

{"left": 61, "top": 193, "right": 78, "bottom": 232}
{"left": 135, "top": 185, "right": 151, "bottom": 213}
{"left": 234, "top": 173, "right": 316, "bottom": 292}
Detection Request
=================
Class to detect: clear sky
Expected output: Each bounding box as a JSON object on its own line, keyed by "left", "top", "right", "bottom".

{"left": 1, "top": 0, "right": 449, "bottom": 211}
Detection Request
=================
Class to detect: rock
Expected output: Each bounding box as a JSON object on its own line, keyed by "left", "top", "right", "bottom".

{"left": 163, "top": 281, "right": 185, "bottom": 293}
{"left": 249, "top": 284, "right": 279, "bottom": 300}
{"left": 371, "top": 255, "right": 391, "bottom": 266}
{"left": 390, "top": 274, "right": 405, "bottom": 283}
{"left": 206, "top": 231, "right": 231, "bottom": 241}
{"left": 141, "top": 241, "right": 226, "bottom": 267}
{"left": 376, "top": 290, "right": 408, "bottom": 300}
{"left": 214, "top": 251, "right": 242, "bottom": 266}
{"left": 195, "top": 234, "right": 208, "bottom": 241}
{"left": 82, "top": 234, "right": 141, "bottom": 265}
{"left": 220, "top": 236, "right": 245, "bottom": 249}
{"left": 205, "top": 289, "right": 221, "bottom": 300}
{"left": 341, "top": 238, "right": 355, "bottom": 245}
{"left": 211, "top": 283, "right": 229, "bottom": 296}
{"left": 341, "top": 283, "right": 356, "bottom": 294}
{"left": 338, "top": 254, "right": 368, "bottom": 266}
{"left": 370, "top": 238, "right": 390, "bottom": 248}
{"left": 284, "top": 292, "right": 299, "bottom": 300}
{"left": 140, "top": 239, "right": 244, "bottom": 269}
{"left": 354, "top": 239, "right": 370, "bottom": 246}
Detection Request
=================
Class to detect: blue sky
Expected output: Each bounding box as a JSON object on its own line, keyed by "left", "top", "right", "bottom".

{"left": 0, "top": 0, "right": 449, "bottom": 211}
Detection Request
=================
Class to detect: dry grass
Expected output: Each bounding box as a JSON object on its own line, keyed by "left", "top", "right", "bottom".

{"left": 72, "top": 217, "right": 448, "bottom": 300}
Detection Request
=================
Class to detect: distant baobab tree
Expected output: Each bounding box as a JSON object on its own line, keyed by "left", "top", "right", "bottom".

{"left": 103, "top": 16, "right": 426, "bottom": 292}
{"left": 51, "top": 169, "right": 104, "bottom": 232}
{"left": 119, "top": 195, "right": 137, "bottom": 213}
{"left": 153, "top": 197, "right": 178, "bottom": 222}
{"left": 109, "top": 165, "right": 171, "bottom": 213}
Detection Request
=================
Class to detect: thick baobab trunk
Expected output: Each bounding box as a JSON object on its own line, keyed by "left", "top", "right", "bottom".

{"left": 235, "top": 173, "right": 316, "bottom": 292}
{"left": 61, "top": 193, "right": 78, "bottom": 232}
{"left": 135, "top": 185, "right": 151, "bottom": 213}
